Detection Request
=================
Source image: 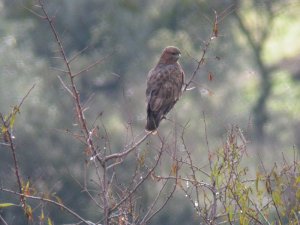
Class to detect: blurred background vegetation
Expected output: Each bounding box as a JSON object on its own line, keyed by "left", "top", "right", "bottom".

{"left": 1, "top": 0, "right": 300, "bottom": 224}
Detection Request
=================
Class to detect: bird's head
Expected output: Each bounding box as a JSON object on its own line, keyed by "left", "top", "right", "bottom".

{"left": 159, "top": 46, "right": 181, "bottom": 64}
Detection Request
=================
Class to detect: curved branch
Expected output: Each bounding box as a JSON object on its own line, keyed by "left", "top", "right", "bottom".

{"left": 104, "top": 132, "right": 151, "bottom": 162}
{"left": 0, "top": 188, "right": 92, "bottom": 225}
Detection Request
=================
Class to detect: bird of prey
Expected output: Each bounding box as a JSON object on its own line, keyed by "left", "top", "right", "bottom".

{"left": 145, "top": 46, "right": 185, "bottom": 132}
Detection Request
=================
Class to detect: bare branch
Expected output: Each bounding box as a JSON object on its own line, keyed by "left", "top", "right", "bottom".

{"left": 23, "top": 6, "right": 46, "bottom": 19}
{"left": 18, "top": 84, "right": 36, "bottom": 109}
{"left": 0, "top": 187, "right": 92, "bottom": 225}
{"left": 57, "top": 75, "right": 74, "bottom": 97}
{"left": 0, "top": 84, "right": 35, "bottom": 218}
{"left": 110, "top": 142, "right": 164, "bottom": 213}
{"left": 141, "top": 166, "right": 178, "bottom": 224}
{"left": 72, "top": 53, "right": 114, "bottom": 78}
{"left": 0, "top": 215, "right": 8, "bottom": 225}
{"left": 38, "top": 0, "right": 102, "bottom": 164}
{"left": 104, "top": 132, "right": 151, "bottom": 162}
{"left": 50, "top": 66, "right": 69, "bottom": 73}
{"left": 183, "top": 10, "right": 223, "bottom": 91}
{"left": 68, "top": 46, "right": 89, "bottom": 64}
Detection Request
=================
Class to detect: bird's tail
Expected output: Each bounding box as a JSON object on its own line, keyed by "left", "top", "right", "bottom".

{"left": 145, "top": 111, "right": 160, "bottom": 132}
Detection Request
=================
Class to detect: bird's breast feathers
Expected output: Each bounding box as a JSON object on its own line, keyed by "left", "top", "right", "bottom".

{"left": 147, "top": 64, "right": 184, "bottom": 87}
{"left": 146, "top": 63, "right": 184, "bottom": 110}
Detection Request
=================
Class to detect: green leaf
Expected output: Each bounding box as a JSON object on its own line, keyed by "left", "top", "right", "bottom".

{"left": 1, "top": 126, "right": 8, "bottom": 134}
{"left": 25, "top": 204, "right": 33, "bottom": 220}
{"left": 0, "top": 203, "right": 17, "bottom": 208}
{"left": 295, "top": 176, "right": 300, "bottom": 184}
{"left": 255, "top": 172, "right": 260, "bottom": 192}
{"left": 227, "top": 204, "right": 234, "bottom": 221}
{"left": 10, "top": 113, "right": 16, "bottom": 129}
{"left": 40, "top": 208, "right": 45, "bottom": 221}
{"left": 48, "top": 217, "right": 53, "bottom": 225}
{"left": 272, "top": 190, "right": 282, "bottom": 206}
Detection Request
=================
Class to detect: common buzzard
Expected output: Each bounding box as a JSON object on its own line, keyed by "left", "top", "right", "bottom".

{"left": 145, "top": 46, "right": 185, "bottom": 132}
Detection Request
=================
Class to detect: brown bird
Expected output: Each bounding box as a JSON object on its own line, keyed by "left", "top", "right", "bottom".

{"left": 145, "top": 46, "right": 185, "bottom": 132}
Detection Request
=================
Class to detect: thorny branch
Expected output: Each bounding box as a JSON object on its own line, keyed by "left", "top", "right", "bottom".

{"left": 36, "top": 2, "right": 159, "bottom": 224}
{"left": 38, "top": 0, "right": 102, "bottom": 164}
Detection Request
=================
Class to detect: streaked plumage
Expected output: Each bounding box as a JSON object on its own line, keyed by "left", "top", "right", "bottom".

{"left": 145, "top": 46, "right": 185, "bottom": 132}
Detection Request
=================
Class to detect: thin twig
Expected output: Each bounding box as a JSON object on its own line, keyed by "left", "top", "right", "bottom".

{"left": 249, "top": 197, "right": 271, "bottom": 225}
{"left": 110, "top": 142, "right": 164, "bottom": 213}
{"left": 18, "top": 84, "right": 36, "bottom": 109}
{"left": 57, "top": 75, "right": 74, "bottom": 97}
{"left": 142, "top": 166, "right": 178, "bottom": 224}
{"left": 0, "top": 84, "right": 35, "bottom": 217}
{"left": 104, "top": 132, "right": 151, "bottom": 162}
{"left": 72, "top": 53, "right": 114, "bottom": 78}
{"left": 68, "top": 46, "right": 89, "bottom": 63}
{"left": 50, "top": 66, "right": 69, "bottom": 73}
{"left": 0, "top": 187, "right": 91, "bottom": 225}
{"left": 23, "top": 6, "right": 46, "bottom": 19}
{"left": 0, "top": 215, "right": 8, "bottom": 225}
